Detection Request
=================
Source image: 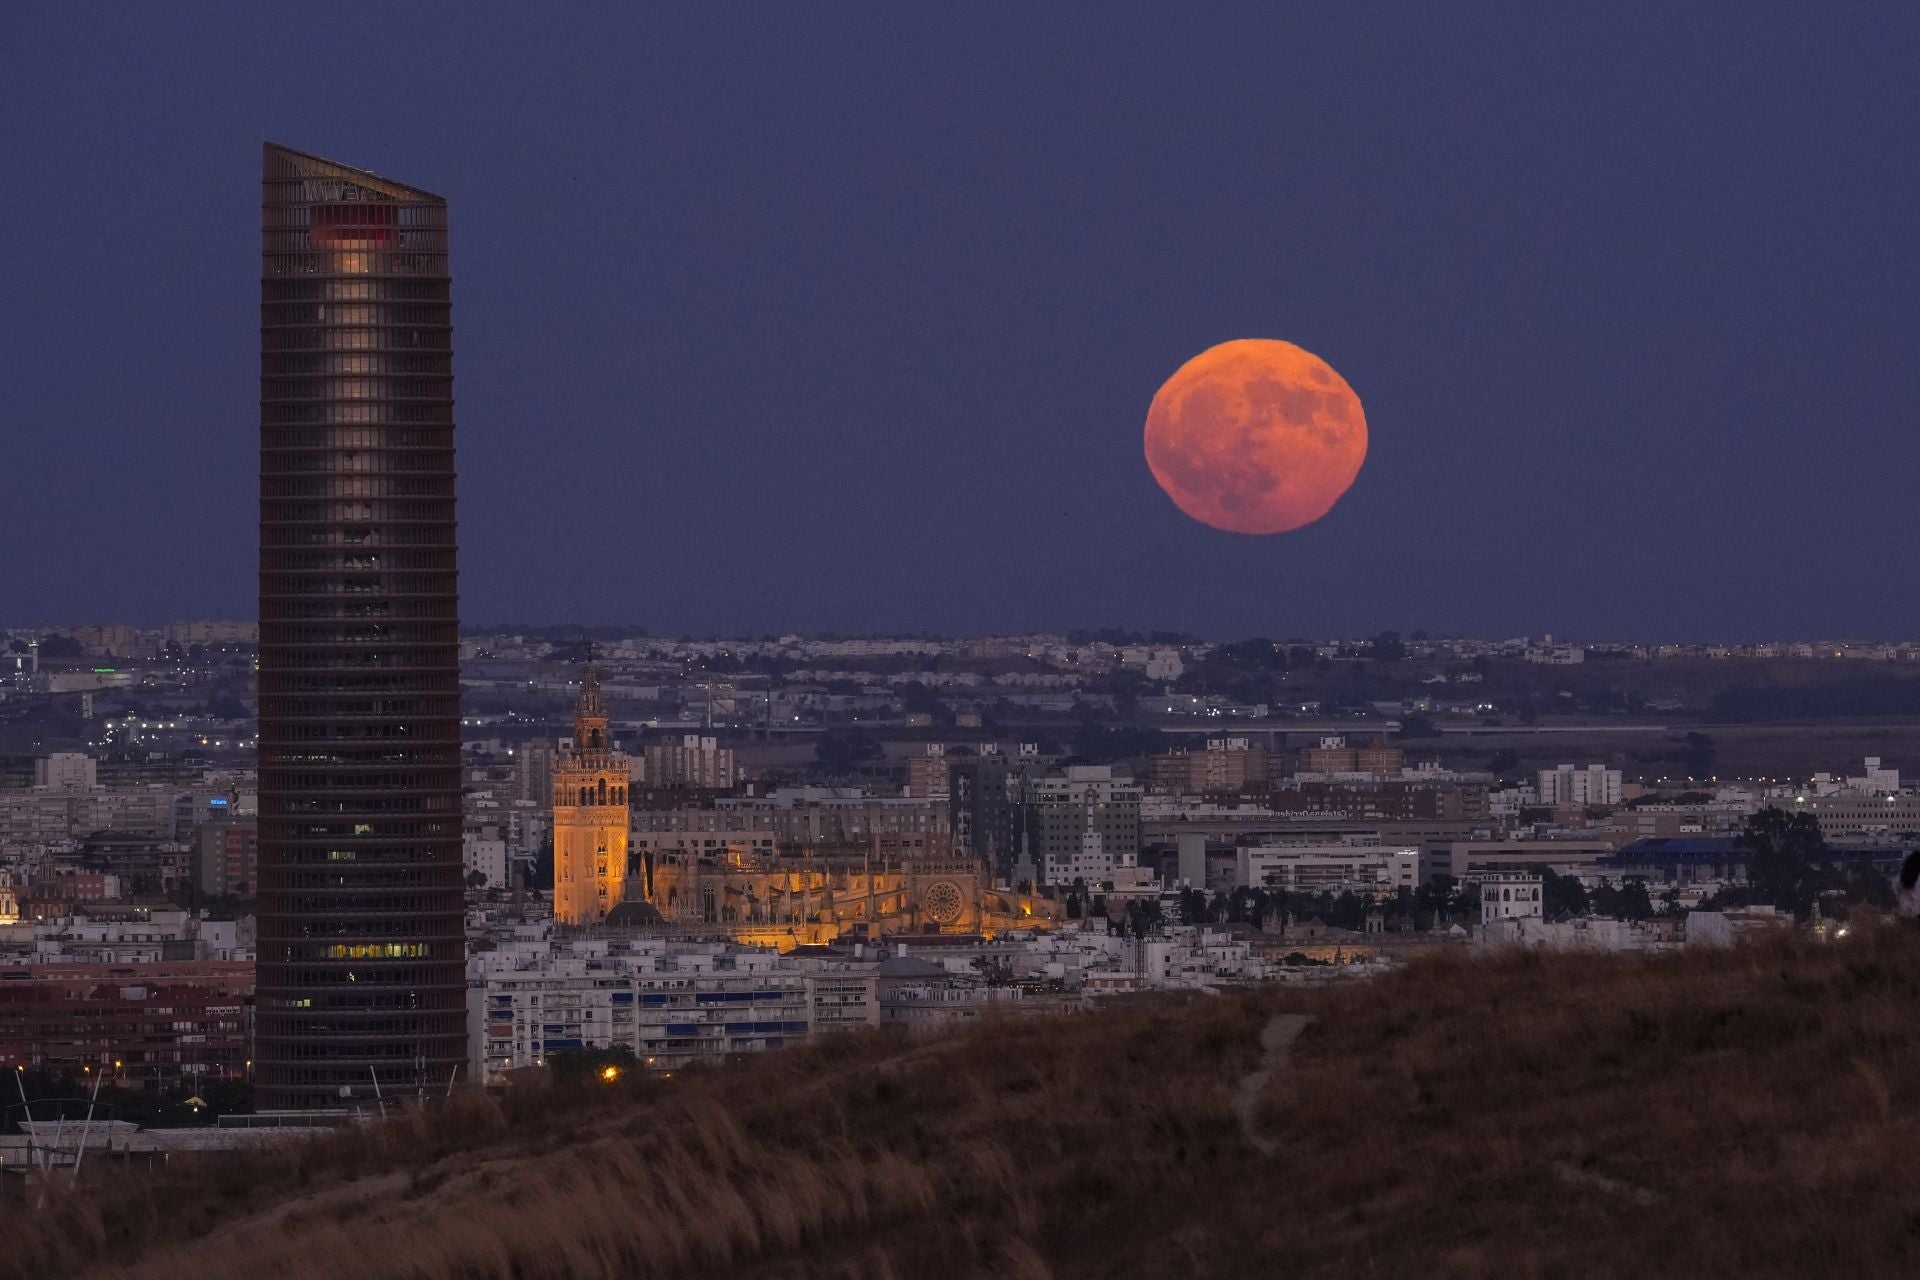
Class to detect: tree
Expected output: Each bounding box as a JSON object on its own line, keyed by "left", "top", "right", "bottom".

{"left": 1068, "top": 722, "right": 1168, "bottom": 764}
{"left": 1328, "top": 890, "right": 1368, "bottom": 930}
{"left": 1398, "top": 714, "right": 1437, "bottom": 740}
{"left": 526, "top": 831, "right": 555, "bottom": 891}
{"left": 813, "top": 727, "right": 883, "bottom": 777}
{"left": 466, "top": 870, "right": 488, "bottom": 890}
{"left": 1415, "top": 876, "right": 1457, "bottom": 923}
{"left": 1614, "top": 879, "right": 1654, "bottom": 921}
{"left": 1840, "top": 860, "right": 1896, "bottom": 910}
{"left": 897, "top": 681, "right": 954, "bottom": 725}
{"left": 1383, "top": 886, "right": 1420, "bottom": 931}
{"left": 1366, "top": 631, "right": 1406, "bottom": 662}
{"left": 1065, "top": 893, "right": 1082, "bottom": 919}
{"left": 1177, "top": 886, "right": 1211, "bottom": 924}
{"left": 37, "top": 633, "right": 83, "bottom": 660}
{"left": 1174, "top": 638, "right": 1287, "bottom": 703}
{"left": 1538, "top": 866, "right": 1589, "bottom": 918}
{"left": 1739, "top": 807, "right": 1829, "bottom": 916}
{"left": 1246, "top": 888, "right": 1271, "bottom": 930}
{"left": 1124, "top": 898, "right": 1164, "bottom": 939}
{"left": 1589, "top": 877, "right": 1650, "bottom": 921}
{"left": 547, "top": 1045, "right": 640, "bottom": 1085}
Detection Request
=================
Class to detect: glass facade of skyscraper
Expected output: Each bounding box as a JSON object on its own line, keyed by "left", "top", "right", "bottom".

{"left": 256, "top": 144, "right": 466, "bottom": 1108}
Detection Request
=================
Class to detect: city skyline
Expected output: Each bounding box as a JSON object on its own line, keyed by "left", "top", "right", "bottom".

{"left": 4, "top": 4, "right": 1918, "bottom": 642}
{"left": 4, "top": 8, "right": 1918, "bottom": 1269}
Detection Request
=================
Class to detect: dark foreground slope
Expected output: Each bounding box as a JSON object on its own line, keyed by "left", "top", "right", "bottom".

{"left": 18, "top": 927, "right": 1920, "bottom": 1280}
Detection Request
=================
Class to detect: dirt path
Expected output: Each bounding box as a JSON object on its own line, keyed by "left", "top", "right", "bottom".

{"left": 1232, "top": 1014, "right": 1313, "bottom": 1157}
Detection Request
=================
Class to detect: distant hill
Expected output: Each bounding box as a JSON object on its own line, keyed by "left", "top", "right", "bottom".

{"left": 19, "top": 927, "right": 1920, "bottom": 1279}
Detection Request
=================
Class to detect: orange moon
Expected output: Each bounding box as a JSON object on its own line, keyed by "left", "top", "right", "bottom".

{"left": 1143, "top": 338, "right": 1368, "bottom": 535}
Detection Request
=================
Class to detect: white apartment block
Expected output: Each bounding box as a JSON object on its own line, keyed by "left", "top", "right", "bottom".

{"left": 0, "top": 788, "right": 178, "bottom": 846}
{"left": 1014, "top": 926, "right": 1276, "bottom": 992}
{"left": 33, "top": 752, "right": 98, "bottom": 790}
{"left": 1489, "top": 786, "right": 1540, "bottom": 818}
{"left": 879, "top": 982, "right": 1030, "bottom": 1034}
{"left": 1857, "top": 756, "right": 1900, "bottom": 793}
{"left": 1043, "top": 829, "right": 1138, "bottom": 886}
{"left": 1537, "top": 764, "right": 1622, "bottom": 809}
{"left": 1233, "top": 845, "right": 1420, "bottom": 896}
{"left": 635, "top": 736, "right": 738, "bottom": 790}
{"left": 808, "top": 970, "right": 882, "bottom": 1032}
{"left": 469, "top": 937, "right": 881, "bottom": 1082}
{"left": 1792, "top": 756, "right": 1902, "bottom": 798}
{"left": 1771, "top": 791, "right": 1920, "bottom": 836}
{"left": 630, "top": 821, "right": 779, "bottom": 859}
{"left": 0, "top": 909, "right": 251, "bottom": 965}
{"left": 463, "top": 828, "right": 509, "bottom": 889}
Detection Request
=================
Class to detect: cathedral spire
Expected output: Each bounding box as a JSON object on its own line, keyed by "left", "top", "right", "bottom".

{"left": 574, "top": 664, "right": 608, "bottom": 751}
{"left": 553, "top": 658, "right": 628, "bottom": 927}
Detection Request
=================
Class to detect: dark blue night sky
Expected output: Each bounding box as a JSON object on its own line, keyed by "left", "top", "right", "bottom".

{"left": 4, "top": 2, "right": 1916, "bottom": 640}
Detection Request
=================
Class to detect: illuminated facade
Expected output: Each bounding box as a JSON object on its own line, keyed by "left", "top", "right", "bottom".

{"left": 640, "top": 850, "right": 1059, "bottom": 951}
{"left": 255, "top": 145, "right": 466, "bottom": 1108}
{"left": 552, "top": 667, "right": 630, "bottom": 924}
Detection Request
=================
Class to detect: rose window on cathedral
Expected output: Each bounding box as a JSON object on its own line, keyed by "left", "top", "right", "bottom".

{"left": 921, "top": 881, "right": 965, "bottom": 925}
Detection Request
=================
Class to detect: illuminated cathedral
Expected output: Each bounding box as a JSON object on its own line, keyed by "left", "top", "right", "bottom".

{"left": 546, "top": 666, "right": 1059, "bottom": 944}
{"left": 637, "top": 849, "right": 1060, "bottom": 950}
{"left": 551, "top": 667, "right": 629, "bottom": 925}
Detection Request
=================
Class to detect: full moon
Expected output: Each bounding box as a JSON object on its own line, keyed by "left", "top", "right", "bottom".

{"left": 1143, "top": 338, "right": 1368, "bottom": 535}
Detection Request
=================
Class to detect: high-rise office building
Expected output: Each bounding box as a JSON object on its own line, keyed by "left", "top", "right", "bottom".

{"left": 1026, "top": 765, "right": 1143, "bottom": 886}
{"left": 949, "top": 751, "right": 1019, "bottom": 883}
{"left": 255, "top": 145, "right": 465, "bottom": 1108}
{"left": 950, "top": 745, "right": 1050, "bottom": 886}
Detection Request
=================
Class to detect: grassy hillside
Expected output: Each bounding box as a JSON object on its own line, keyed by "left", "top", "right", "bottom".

{"left": 18, "top": 926, "right": 1920, "bottom": 1279}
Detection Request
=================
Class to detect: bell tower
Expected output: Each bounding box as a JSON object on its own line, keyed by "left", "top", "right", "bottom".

{"left": 552, "top": 664, "right": 629, "bottom": 925}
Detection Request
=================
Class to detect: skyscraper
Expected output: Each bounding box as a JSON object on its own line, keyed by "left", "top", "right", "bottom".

{"left": 255, "top": 145, "right": 465, "bottom": 1108}
{"left": 551, "top": 667, "right": 630, "bottom": 925}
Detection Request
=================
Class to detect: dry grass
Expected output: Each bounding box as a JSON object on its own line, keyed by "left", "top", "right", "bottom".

{"left": 14, "top": 926, "right": 1920, "bottom": 1279}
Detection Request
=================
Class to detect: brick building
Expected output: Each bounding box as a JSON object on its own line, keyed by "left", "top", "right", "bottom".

{"left": 1147, "top": 738, "right": 1280, "bottom": 794}
{"left": 0, "top": 961, "right": 253, "bottom": 1090}
{"left": 195, "top": 819, "right": 259, "bottom": 898}
{"left": 1296, "top": 737, "right": 1405, "bottom": 776}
